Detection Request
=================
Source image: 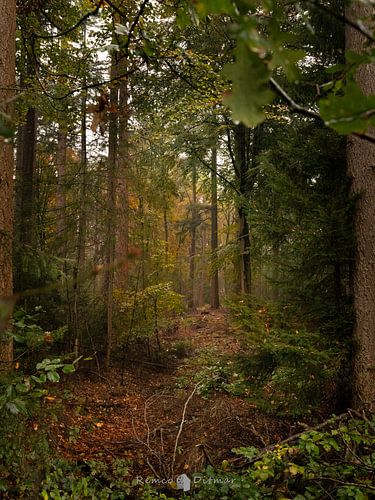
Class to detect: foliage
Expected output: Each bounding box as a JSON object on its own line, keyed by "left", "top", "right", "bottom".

{"left": 0, "top": 416, "right": 51, "bottom": 497}
{"left": 0, "top": 357, "right": 77, "bottom": 417}
{"left": 183, "top": 0, "right": 375, "bottom": 138}
{"left": 190, "top": 414, "right": 375, "bottom": 499}
{"left": 11, "top": 306, "right": 67, "bottom": 362}
{"left": 0, "top": 358, "right": 78, "bottom": 496}
{"left": 114, "top": 282, "right": 184, "bottom": 348}
{"left": 227, "top": 298, "right": 350, "bottom": 416}
{"left": 170, "top": 339, "right": 194, "bottom": 359}
{"left": 40, "top": 459, "right": 174, "bottom": 499}
{"left": 250, "top": 122, "right": 354, "bottom": 334}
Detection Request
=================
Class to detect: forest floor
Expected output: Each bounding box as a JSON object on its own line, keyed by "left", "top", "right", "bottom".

{"left": 46, "top": 310, "right": 301, "bottom": 479}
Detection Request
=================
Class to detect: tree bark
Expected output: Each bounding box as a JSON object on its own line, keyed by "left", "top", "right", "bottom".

{"left": 104, "top": 57, "right": 118, "bottom": 370}
{"left": 0, "top": 0, "right": 16, "bottom": 370}
{"left": 15, "top": 52, "right": 37, "bottom": 248}
{"left": 189, "top": 164, "right": 198, "bottom": 309}
{"left": 346, "top": 2, "right": 375, "bottom": 411}
{"left": 56, "top": 126, "right": 67, "bottom": 252}
{"left": 210, "top": 144, "right": 220, "bottom": 309}
{"left": 116, "top": 64, "right": 130, "bottom": 289}
{"left": 234, "top": 123, "right": 252, "bottom": 294}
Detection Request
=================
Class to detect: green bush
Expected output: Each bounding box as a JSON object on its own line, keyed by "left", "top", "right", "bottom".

{"left": 227, "top": 298, "right": 350, "bottom": 416}
{"left": 187, "top": 414, "right": 375, "bottom": 499}
{"left": 11, "top": 306, "right": 67, "bottom": 368}
{"left": 114, "top": 282, "right": 184, "bottom": 356}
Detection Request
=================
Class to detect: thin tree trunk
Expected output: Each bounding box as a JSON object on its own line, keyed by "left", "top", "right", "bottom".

{"left": 234, "top": 123, "right": 252, "bottom": 295}
{"left": 189, "top": 164, "right": 197, "bottom": 309}
{"left": 116, "top": 62, "right": 130, "bottom": 289}
{"left": 56, "top": 126, "right": 67, "bottom": 252}
{"left": 72, "top": 85, "right": 88, "bottom": 356}
{"left": 198, "top": 223, "right": 206, "bottom": 306}
{"left": 210, "top": 144, "right": 220, "bottom": 309}
{"left": 346, "top": 2, "right": 375, "bottom": 411}
{"left": 0, "top": 0, "right": 16, "bottom": 370}
{"left": 16, "top": 51, "right": 37, "bottom": 248}
{"left": 104, "top": 57, "right": 118, "bottom": 370}
{"left": 238, "top": 206, "right": 251, "bottom": 294}
{"left": 164, "top": 208, "right": 169, "bottom": 265}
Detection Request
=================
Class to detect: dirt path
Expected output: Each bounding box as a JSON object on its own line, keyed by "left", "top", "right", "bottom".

{"left": 47, "top": 311, "right": 294, "bottom": 478}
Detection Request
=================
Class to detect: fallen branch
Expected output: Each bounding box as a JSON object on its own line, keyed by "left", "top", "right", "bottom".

{"left": 171, "top": 382, "right": 201, "bottom": 476}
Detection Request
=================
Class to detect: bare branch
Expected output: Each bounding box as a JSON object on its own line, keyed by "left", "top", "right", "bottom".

{"left": 305, "top": 0, "right": 375, "bottom": 43}
{"left": 29, "top": 3, "right": 101, "bottom": 40}
{"left": 171, "top": 382, "right": 200, "bottom": 476}
{"left": 270, "top": 77, "right": 375, "bottom": 145}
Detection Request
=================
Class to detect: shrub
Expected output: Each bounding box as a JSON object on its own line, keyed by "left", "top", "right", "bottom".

{"left": 227, "top": 298, "right": 350, "bottom": 416}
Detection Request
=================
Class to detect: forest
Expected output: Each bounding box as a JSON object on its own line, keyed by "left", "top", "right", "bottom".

{"left": 0, "top": 0, "right": 374, "bottom": 498}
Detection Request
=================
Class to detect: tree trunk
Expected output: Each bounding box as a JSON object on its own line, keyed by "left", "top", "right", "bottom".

{"left": 189, "top": 164, "right": 198, "bottom": 309}
{"left": 15, "top": 52, "right": 37, "bottom": 248}
{"left": 104, "top": 57, "right": 118, "bottom": 370}
{"left": 346, "top": 2, "right": 375, "bottom": 411}
{"left": 210, "top": 144, "right": 220, "bottom": 309}
{"left": 234, "top": 123, "right": 252, "bottom": 294}
{"left": 116, "top": 63, "right": 130, "bottom": 289}
{"left": 163, "top": 209, "right": 169, "bottom": 265}
{"left": 56, "top": 126, "right": 67, "bottom": 252}
{"left": 0, "top": 0, "right": 16, "bottom": 370}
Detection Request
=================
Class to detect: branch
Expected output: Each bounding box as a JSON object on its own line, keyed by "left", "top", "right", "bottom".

{"left": 270, "top": 77, "right": 320, "bottom": 120}
{"left": 29, "top": 3, "right": 101, "bottom": 40}
{"left": 192, "top": 151, "right": 242, "bottom": 196}
{"left": 171, "top": 382, "right": 200, "bottom": 476}
{"left": 35, "top": 63, "right": 143, "bottom": 101}
{"left": 125, "top": 0, "right": 151, "bottom": 54}
{"left": 270, "top": 77, "right": 375, "bottom": 145}
{"left": 104, "top": 0, "right": 150, "bottom": 56}
{"left": 305, "top": 0, "right": 375, "bottom": 43}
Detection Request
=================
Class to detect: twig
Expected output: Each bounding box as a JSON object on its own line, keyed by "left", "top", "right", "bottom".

{"left": 232, "top": 412, "right": 350, "bottom": 466}
{"left": 171, "top": 381, "right": 200, "bottom": 476}
{"left": 318, "top": 477, "right": 375, "bottom": 491}
{"left": 30, "top": 3, "right": 101, "bottom": 40}
{"left": 305, "top": 0, "right": 375, "bottom": 43}
{"left": 270, "top": 77, "right": 375, "bottom": 145}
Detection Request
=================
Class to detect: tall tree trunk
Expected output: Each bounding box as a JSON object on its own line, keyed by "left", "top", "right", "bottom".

{"left": 163, "top": 208, "right": 169, "bottom": 265}
{"left": 210, "top": 144, "right": 220, "bottom": 309}
{"left": 198, "top": 223, "right": 206, "bottom": 306}
{"left": 72, "top": 86, "right": 88, "bottom": 356}
{"left": 346, "top": 2, "right": 375, "bottom": 411}
{"left": 189, "top": 164, "right": 198, "bottom": 309}
{"left": 234, "top": 123, "right": 252, "bottom": 294}
{"left": 15, "top": 53, "right": 37, "bottom": 248}
{"left": 116, "top": 64, "right": 130, "bottom": 289}
{"left": 104, "top": 58, "right": 118, "bottom": 370}
{"left": 76, "top": 78, "right": 88, "bottom": 274}
{"left": 0, "top": 0, "right": 16, "bottom": 370}
{"left": 56, "top": 126, "right": 67, "bottom": 252}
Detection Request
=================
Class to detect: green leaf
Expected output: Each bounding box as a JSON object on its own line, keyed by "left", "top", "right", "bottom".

{"left": 320, "top": 80, "right": 375, "bottom": 134}
{"left": 6, "top": 399, "right": 28, "bottom": 415}
{"left": 15, "top": 383, "right": 29, "bottom": 394}
{"left": 62, "top": 364, "right": 76, "bottom": 374}
{"left": 270, "top": 48, "right": 305, "bottom": 81}
{"left": 47, "top": 371, "right": 60, "bottom": 383}
{"left": 233, "top": 446, "right": 258, "bottom": 461}
{"left": 193, "top": 0, "right": 235, "bottom": 16}
{"left": 223, "top": 44, "right": 274, "bottom": 127}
